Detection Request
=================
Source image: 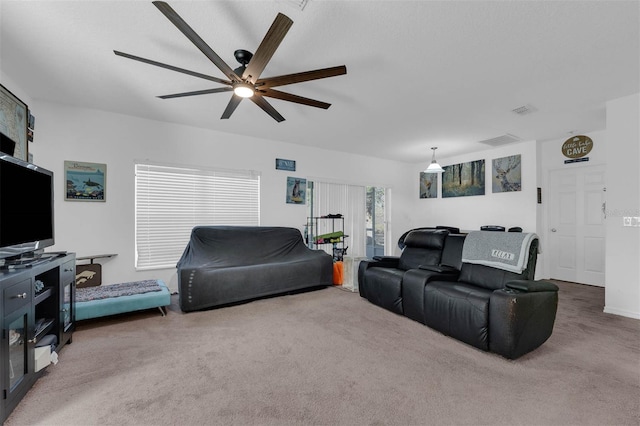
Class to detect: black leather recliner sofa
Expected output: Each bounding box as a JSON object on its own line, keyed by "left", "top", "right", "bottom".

{"left": 177, "top": 226, "right": 333, "bottom": 312}
{"left": 358, "top": 229, "right": 450, "bottom": 315}
{"left": 359, "top": 229, "right": 559, "bottom": 359}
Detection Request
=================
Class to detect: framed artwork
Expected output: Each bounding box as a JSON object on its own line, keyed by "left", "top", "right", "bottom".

{"left": 442, "top": 159, "right": 485, "bottom": 198}
{"left": 0, "top": 84, "right": 28, "bottom": 161}
{"left": 286, "top": 176, "right": 306, "bottom": 204}
{"left": 275, "top": 158, "right": 296, "bottom": 171}
{"left": 492, "top": 154, "right": 522, "bottom": 193}
{"left": 64, "top": 161, "right": 107, "bottom": 201}
{"left": 419, "top": 172, "right": 437, "bottom": 198}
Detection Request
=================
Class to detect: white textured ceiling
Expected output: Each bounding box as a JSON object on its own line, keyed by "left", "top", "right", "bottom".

{"left": 1, "top": 0, "right": 638, "bottom": 163}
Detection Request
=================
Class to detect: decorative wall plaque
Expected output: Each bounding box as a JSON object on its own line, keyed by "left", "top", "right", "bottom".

{"left": 562, "top": 135, "right": 593, "bottom": 159}
{"left": 276, "top": 158, "right": 296, "bottom": 171}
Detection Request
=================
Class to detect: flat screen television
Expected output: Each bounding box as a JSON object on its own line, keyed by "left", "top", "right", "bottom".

{"left": 0, "top": 154, "right": 54, "bottom": 263}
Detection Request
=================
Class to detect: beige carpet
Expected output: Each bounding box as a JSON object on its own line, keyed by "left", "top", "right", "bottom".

{"left": 6, "top": 281, "right": 640, "bottom": 425}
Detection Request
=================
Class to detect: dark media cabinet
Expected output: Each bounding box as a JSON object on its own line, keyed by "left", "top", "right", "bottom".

{"left": 0, "top": 252, "right": 75, "bottom": 423}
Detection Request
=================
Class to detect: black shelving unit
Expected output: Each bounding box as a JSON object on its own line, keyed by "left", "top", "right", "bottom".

{"left": 306, "top": 216, "right": 348, "bottom": 261}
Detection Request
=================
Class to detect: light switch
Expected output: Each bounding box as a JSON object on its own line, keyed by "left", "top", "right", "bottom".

{"left": 623, "top": 217, "right": 640, "bottom": 227}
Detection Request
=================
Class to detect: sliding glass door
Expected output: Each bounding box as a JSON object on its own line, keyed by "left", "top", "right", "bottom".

{"left": 366, "top": 186, "right": 386, "bottom": 258}
{"left": 309, "top": 181, "right": 388, "bottom": 258}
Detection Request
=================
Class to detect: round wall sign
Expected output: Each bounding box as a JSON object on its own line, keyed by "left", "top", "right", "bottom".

{"left": 562, "top": 135, "right": 593, "bottom": 158}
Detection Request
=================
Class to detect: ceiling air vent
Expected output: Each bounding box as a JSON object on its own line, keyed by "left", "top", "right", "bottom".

{"left": 512, "top": 104, "right": 537, "bottom": 115}
{"left": 478, "top": 134, "right": 521, "bottom": 147}
{"left": 278, "top": 0, "right": 309, "bottom": 10}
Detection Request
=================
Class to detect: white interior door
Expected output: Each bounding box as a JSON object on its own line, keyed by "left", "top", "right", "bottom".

{"left": 548, "top": 165, "right": 606, "bottom": 286}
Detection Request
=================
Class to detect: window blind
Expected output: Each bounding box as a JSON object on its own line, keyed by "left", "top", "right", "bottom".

{"left": 310, "top": 181, "right": 367, "bottom": 257}
{"left": 135, "top": 162, "right": 260, "bottom": 270}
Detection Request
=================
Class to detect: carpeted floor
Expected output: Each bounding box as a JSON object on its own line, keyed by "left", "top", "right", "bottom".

{"left": 5, "top": 281, "right": 640, "bottom": 425}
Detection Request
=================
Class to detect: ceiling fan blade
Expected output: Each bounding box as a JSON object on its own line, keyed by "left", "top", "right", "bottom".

{"left": 158, "top": 87, "right": 233, "bottom": 99}
{"left": 114, "top": 51, "right": 231, "bottom": 86}
{"left": 250, "top": 96, "right": 285, "bottom": 122}
{"left": 221, "top": 94, "right": 243, "bottom": 119}
{"left": 152, "top": 1, "right": 241, "bottom": 81}
{"left": 257, "top": 65, "right": 347, "bottom": 88}
{"left": 242, "top": 13, "right": 293, "bottom": 84}
{"left": 260, "top": 88, "right": 331, "bottom": 109}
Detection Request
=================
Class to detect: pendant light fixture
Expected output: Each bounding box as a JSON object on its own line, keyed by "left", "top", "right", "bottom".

{"left": 424, "top": 147, "right": 445, "bottom": 173}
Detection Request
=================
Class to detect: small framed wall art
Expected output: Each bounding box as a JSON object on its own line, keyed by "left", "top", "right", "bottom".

{"left": 286, "top": 176, "right": 306, "bottom": 204}
{"left": 0, "top": 83, "right": 28, "bottom": 161}
{"left": 64, "top": 161, "right": 107, "bottom": 201}
{"left": 492, "top": 154, "right": 521, "bottom": 193}
{"left": 419, "top": 172, "right": 437, "bottom": 198}
{"left": 276, "top": 158, "right": 296, "bottom": 171}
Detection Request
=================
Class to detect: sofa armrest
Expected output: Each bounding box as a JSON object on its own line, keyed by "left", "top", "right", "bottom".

{"left": 367, "top": 257, "right": 401, "bottom": 269}
{"left": 418, "top": 264, "right": 459, "bottom": 275}
{"left": 506, "top": 279, "right": 558, "bottom": 293}
{"left": 357, "top": 258, "right": 401, "bottom": 297}
{"left": 489, "top": 287, "right": 559, "bottom": 359}
{"left": 372, "top": 255, "right": 400, "bottom": 262}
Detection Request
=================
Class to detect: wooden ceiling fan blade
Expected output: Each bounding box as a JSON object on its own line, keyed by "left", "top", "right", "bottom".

{"left": 242, "top": 13, "right": 293, "bottom": 84}
{"left": 221, "top": 94, "right": 242, "bottom": 119}
{"left": 158, "top": 87, "right": 233, "bottom": 99}
{"left": 260, "top": 89, "right": 331, "bottom": 109}
{"left": 257, "top": 65, "right": 347, "bottom": 88}
{"left": 152, "top": 1, "right": 241, "bottom": 81}
{"left": 114, "top": 51, "right": 231, "bottom": 85}
{"left": 250, "top": 96, "right": 285, "bottom": 122}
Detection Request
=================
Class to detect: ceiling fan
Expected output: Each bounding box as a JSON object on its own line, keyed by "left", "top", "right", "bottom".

{"left": 114, "top": 1, "right": 347, "bottom": 122}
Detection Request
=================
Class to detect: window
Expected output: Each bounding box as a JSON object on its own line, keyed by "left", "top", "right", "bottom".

{"left": 366, "top": 186, "right": 386, "bottom": 258}
{"left": 135, "top": 162, "right": 260, "bottom": 270}
{"left": 309, "top": 181, "right": 389, "bottom": 258}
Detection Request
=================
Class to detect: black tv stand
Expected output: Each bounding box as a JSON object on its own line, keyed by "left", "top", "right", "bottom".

{"left": 1, "top": 252, "right": 61, "bottom": 270}
{"left": 0, "top": 252, "right": 76, "bottom": 422}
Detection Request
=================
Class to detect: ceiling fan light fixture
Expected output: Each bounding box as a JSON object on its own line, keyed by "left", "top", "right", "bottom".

{"left": 116, "top": 3, "right": 346, "bottom": 122}
{"left": 424, "top": 147, "right": 445, "bottom": 173}
{"left": 233, "top": 82, "right": 255, "bottom": 98}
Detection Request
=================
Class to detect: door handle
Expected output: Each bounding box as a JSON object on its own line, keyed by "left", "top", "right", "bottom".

{"left": 551, "top": 228, "right": 557, "bottom": 232}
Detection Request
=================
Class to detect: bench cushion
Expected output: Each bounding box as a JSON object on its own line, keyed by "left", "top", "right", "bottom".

{"left": 76, "top": 279, "right": 170, "bottom": 320}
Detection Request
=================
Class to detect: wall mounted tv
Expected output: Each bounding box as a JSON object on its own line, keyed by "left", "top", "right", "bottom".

{"left": 0, "top": 154, "right": 54, "bottom": 263}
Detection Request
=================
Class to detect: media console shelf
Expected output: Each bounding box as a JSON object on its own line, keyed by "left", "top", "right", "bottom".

{"left": 0, "top": 252, "right": 75, "bottom": 423}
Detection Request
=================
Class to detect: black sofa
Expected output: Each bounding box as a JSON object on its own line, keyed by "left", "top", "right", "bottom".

{"left": 358, "top": 229, "right": 559, "bottom": 359}
{"left": 177, "top": 226, "right": 333, "bottom": 312}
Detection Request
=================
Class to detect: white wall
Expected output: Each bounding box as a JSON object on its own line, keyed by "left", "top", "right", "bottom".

{"left": 604, "top": 93, "right": 640, "bottom": 319}
{"left": 5, "top": 71, "right": 639, "bottom": 318}
{"left": 537, "top": 95, "right": 640, "bottom": 319}
{"left": 538, "top": 129, "right": 606, "bottom": 280}
{"left": 410, "top": 141, "right": 538, "bottom": 231}
{"left": 410, "top": 142, "right": 540, "bottom": 275}
{"left": 28, "top": 100, "right": 413, "bottom": 291}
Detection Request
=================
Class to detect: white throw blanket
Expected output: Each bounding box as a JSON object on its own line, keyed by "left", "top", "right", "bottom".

{"left": 461, "top": 231, "right": 538, "bottom": 273}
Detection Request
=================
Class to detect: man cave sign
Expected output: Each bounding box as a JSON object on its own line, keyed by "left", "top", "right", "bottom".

{"left": 562, "top": 135, "right": 593, "bottom": 159}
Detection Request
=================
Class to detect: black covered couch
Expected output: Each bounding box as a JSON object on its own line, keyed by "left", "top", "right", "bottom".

{"left": 358, "top": 229, "right": 559, "bottom": 359}
{"left": 177, "top": 226, "right": 333, "bottom": 312}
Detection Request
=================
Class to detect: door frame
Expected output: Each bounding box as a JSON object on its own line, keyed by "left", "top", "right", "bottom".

{"left": 541, "top": 163, "right": 606, "bottom": 284}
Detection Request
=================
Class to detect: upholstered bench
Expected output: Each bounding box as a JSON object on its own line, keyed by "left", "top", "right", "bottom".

{"left": 75, "top": 279, "right": 171, "bottom": 320}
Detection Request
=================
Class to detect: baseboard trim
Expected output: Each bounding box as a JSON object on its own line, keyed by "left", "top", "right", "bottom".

{"left": 603, "top": 306, "right": 640, "bottom": 320}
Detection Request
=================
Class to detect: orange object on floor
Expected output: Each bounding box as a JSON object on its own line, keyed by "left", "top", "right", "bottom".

{"left": 333, "top": 261, "right": 344, "bottom": 285}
